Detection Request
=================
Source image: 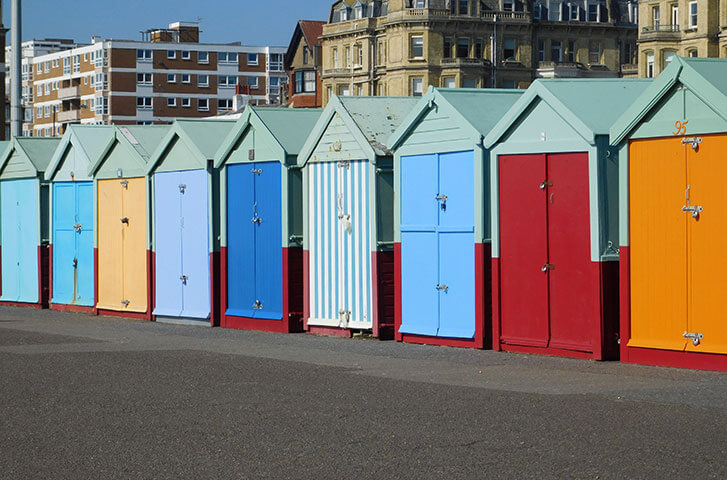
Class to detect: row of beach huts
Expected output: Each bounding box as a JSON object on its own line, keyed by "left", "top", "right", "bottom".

{"left": 1, "top": 56, "right": 725, "bottom": 372}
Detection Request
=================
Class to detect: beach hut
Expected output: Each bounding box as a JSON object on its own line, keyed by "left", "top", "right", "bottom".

{"left": 0, "top": 137, "right": 61, "bottom": 308}
{"left": 90, "top": 125, "right": 170, "bottom": 319}
{"left": 297, "top": 95, "right": 417, "bottom": 338}
{"left": 214, "top": 107, "right": 322, "bottom": 332}
{"left": 44, "top": 125, "right": 114, "bottom": 312}
{"left": 387, "top": 87, "right": 523, "bottom": 349}
{"left": 610, "top": 57, "right": 727, "bottom": 371}
{"left": 483, "top": 79, "right": 651, "bottom": 360}
{"left": 146, "top": 119, "right": 235, "bottom": 326}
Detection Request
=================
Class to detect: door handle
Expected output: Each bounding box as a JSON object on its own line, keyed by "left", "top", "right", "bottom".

{"left": 541, "top": 263, "right": 554, "bottom": 273}
{"left": 539, "top": 181, "right": 553, "bottom": 190}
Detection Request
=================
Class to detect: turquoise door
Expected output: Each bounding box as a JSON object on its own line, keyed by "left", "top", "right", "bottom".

{"left": 1, "top": 179, "right": 39, "bottom": 303}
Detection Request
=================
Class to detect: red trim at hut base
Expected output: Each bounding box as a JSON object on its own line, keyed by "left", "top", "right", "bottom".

{"left": 0, "top": 301, "right": 44, "bottom": 309}
{"left": 500, "top": 344, "right": 594, "bottom": 360}
{"left": 209, "top": 251, "right": 220, "bottom": 327}
{"left": 50, "top": 303, "right": 95, "bottom": 314}
{"left": 39, "top": 245, "right": 50, "bottom": 308}
{"left": 307, "top": 325, "right": 353, "bottom": 338}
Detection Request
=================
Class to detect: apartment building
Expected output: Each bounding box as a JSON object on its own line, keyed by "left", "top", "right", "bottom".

{"left": 25, "top": 22, "right": 287, "bottom": 137}
{"left": 638, "top": 0, "right": 722, "bottom": 78}
{"left": 320, "top": 0, "right": 638, "bottom": 103}
{"left": 285, "top": 20, "right": 326, "bottom": 108}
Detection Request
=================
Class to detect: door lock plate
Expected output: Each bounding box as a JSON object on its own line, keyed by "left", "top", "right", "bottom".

{"left": 73, "top": 223, "right": 82, "bottom": 232}
{"left": 179, "top": 184, "right": 187, "bottom": 193}
{"left": 541, "top": 263, "right": 555, "bottom": 272}
{"left": 539, "top": 181, "right": 553, "bottom": 190}
{"left": 120, "top": 180, "right": 129, "bottom": 188}
{"left": 120, "top": 217, "right": 129, "bottom": 224}
{"left": 253, "top": 300, "right": 263, "bottom": 310}
{"left": 682, "top": 205, "right": 703, "bottom": 218}
{"left": 252, "top": 216, "right": 262, "bottom": 224}
{"left": 251, "top": 168, "right": 262, "bottom": 175}
{"left": 683, "top": 331, "right": 704, "bottom": 346}
{"left": 180, "top": 275, "right": 188, "bottom": 284}
{"left": 681, "top": 137, "right": 702, "bottom": 150}
{"left": 121, "top": 300, "right": 130, "bottom": 307}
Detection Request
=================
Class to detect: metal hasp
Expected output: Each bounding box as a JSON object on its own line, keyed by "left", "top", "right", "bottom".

{"left": 681, "top": 137, "right": 702, "bottom": 150}
{"left": 683, "top": 331, "right": 704, "bottom": 346}
{"left": 436, "top": 194, "right": 448, "bottom": 210}
{"left": 541, "top": 263, "right": 555, "bottom": 273}
{"left": 253, "top": 300, "right": 263, "bottom": 310}
{"left": 73, "top": 223, "right": 83, "bottom": 232}
{"left": 121, "top": 300, "right": 130, "bottom": 307}
{"left": 72, "top": 258, "right": 78, "bottom": 268}
{"left": 337, "top": 161, "right": 350, "bottom": 169}
{"left": 180, "top": 275, "right": 188, "bottom": 285}
{"left": 539, "top": 181, "right": 553, "bottom": 190}
{"left": 682, "top": 204, "right": 703, "bottom": 219}
{"left": 338, "top": 309, "right": 351, "bottom": 327}
{"left": 120, "top": 217, "right": 129, "bottom": 224}
{"left": 250, "top": 168, "right": 262, "bottom": 175}
{"left": 178, "top": 184, "right": 187, "bottom": 193}
{"left": 252, "top": 216, "right": 262, "bottom": 224}
{"left": 436, "top": 284, "right": 449, "bottom": 292}
{"left": 120, "top": 180, "right": 129, "bottom": 189}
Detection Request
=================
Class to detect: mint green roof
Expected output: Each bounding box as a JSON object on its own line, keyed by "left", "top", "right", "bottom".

{"left": 146, "top": 119, "right": 237, "bottom": 173}
{"left": 297, "top": 95, "right": 418, "bottom": 165}
{"left": 89, "top": 125, "right": 171, "bottom": 176}
{"left": 255, "top": 108, "right": 323, "bottom": 153}
{"left": 485, "top": 78, "right": 652, "bottom": 148}
{"left": 0, "top": 137, "right": 62, "bottom": 176}
{"left": 610, "top": 57, "right": 727, "bottom": 145}
{"left": 389, "top": 87, "right": 525, "bottom": 149}
{"left": 45, "top": 124, "right": 115, "bottom": 179}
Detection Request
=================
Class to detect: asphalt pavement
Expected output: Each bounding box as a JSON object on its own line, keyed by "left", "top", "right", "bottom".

{"left": 1, "top": 306, "right": 726, "bottom": 479}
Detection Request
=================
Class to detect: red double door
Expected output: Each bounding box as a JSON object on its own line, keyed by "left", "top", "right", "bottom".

{"left": 498, "top": 152, "right": 596, "bottom": 354}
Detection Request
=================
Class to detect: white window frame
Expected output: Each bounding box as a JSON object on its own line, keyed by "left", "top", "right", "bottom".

{"left": 137, "top": 49, "right": 152, "bottom": 61}
{"left": 136, "top": 97, "right": 153, "bottom": 110}
{"left": 247, "top": 76, "right": 259, "bottom": 89}
{"left": 218, "top": 98, "right": 233, "bottom": 111}
{"left": 181, "top": 73, "right": 191, "bottom": 84}
{"left": 167, "top": 97, "right": 177, "bottom": 107}
{"left": 411, "top": 36, "right": 424, "bottom": 58}
{"left": 198, "top": 74, "right": 209, "bottom": 87}
{"left": 646, "top": 52, "right": 655, "bottom": 78}
{"left": 167, "top": 50, "right": 176, "bottom": 59}
{"left": 137, "top": 73, "right": 153, "bottom": 85}
{"left": 181, "top": 50, "right": 191, "bottom": 60}
{"left": 247, "top": 53, "right": 259, "bottom": 66}
{"left": 411, "top": 77, "right": 424, "bottom": 96}
{"left": 198, "top": 51, "right": 209, "bottom": 64}
{"left": 198, "top": 98, "right": 209, "bottom": 111}
{"left": 689, "top": 1, "right": 698, "bottom": 28}
{"left": 182, "top": 97, "right": 191, "bottom": 108}
{"left": 167, "top": 74, "right": 177, "bottom": 83}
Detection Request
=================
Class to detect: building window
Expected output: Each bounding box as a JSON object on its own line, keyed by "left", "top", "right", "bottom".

{"left": 355, "top": 44, "right": 363, "bottom": 66}
{"left": 503, "top": 81, "right": 516, "bottom": 89}
{"left": 587, "top": 4, "right": 598, "bottom": 21}
{"left": 37, "top": 85, "right": 42, "bottom": 97}
{"left": 167, "top": 97, "right": 177, "bottom": 107}
{"left": 37, "top": 63, "right": 42, "bottom": 74}
{"left": 551, "top": 40, "right": 562, "bottom": 62}
{"left": 248, "top": 76, "right": 259, "bottom": 89}
{"left": 198, "top": 51, "right": 209, "bottom": 64}
{"left": 83, "top": 77, "right": 88, "bottom": 85}
{"left": 167, "top": 74, "right": 177, "bottom": 83}
{"left": 44, "top": 61, "right": 50, "bottom": 72}
{"left": 354, "top": 2, "right": 365, "bottom": 18}
{"left": 457, "top": 38, "right": 470, "bottom": 58}
{"left": 63, "top": 57, "right": 71, "bottom": 74}
{"left": 137, "top": 49, "right": 152, "bottom": 61}
{"left": 167, "top": 50, "right": 176, "bottom": 59}
{"left": 294, "top": 70, "right": 316, "bottom": 93}
{"left": 73, "top": 55, "right": 80, "bottom": 73}
{"left": 688, "top": 49, "right": 698, "bottom": 58}
{"left": 137, "top": 73, "right": 152, "bottom": 85}
{"left": 475, "top": 39, "right": 483, "bottom": 58}
{"left": 198, "top": 74, "right": 209, "bottom": 87}
{"left": 443, "top": 37, "right": 452, "bottom": 58}
{"left": 198, "top": 98, "right": 209, "bottom": 111}
{"left": 411, "top": 36, "right": 424, "bottom": 58}
{"left": 503, "top": 0, "right": 514, "bottom": 11}
{"left": 671, "top": 4, "right": 679, "bottom": 27}
{"left": 44, "top": 83, "right": 51, "bottom": 95}
{"left": 411, "top": 77, "right": 424, "bottom": 96}
{"left": 182, "top": 98, "right": 191, "bottom": 108}
{"left": 137, "top": 97, "right": 153, "bottom": 109}
{"left": 44, "top": 105, "right": 51, "bottom": 117}
{"left": 338, "top": 84, "right": 351, "bottom": 96}
{"left": 218, "top": 99, "right": 233, "bottom": 111}
{"left": 537, "top": 40, "right": 545, "bottom": 62}
{"left": 443, "top": 77, "right": 456, "bottom": 88}
{"left": 219, "top": 75, "right": 238, "bottom": 87}
{"left": 689, "top": 1, "right": 697, "bottom": 28}
{"left": 269, "top": 53, "right": 284, "bottom": 71}
{"left": 303, "top": 46, "right": 310, "bottom": 64}
{"left": 52, "top": 58, "right": 59, "bottom": 68}
{"left": 646, "top": 52, "right": 655, "bottom": 78}
{"left": 340, "top": 5, "right": 349, "bottom": 21}
{"left": 219, "top": 52, "right": 239, "bottom": 64}
{"left": 247, "top": 53, "right": 258, "bottom": 66}
{"left": 333, "top": 48, "right": 339, "bottom": 68}
{"left": 458, "top": 0, "right": 469, "bottom": 15}
{"left": 182, "top": 50, "right": 191, "bottom": 60}
{"left": 503, "top": 39, "right": 516, "bottom": 60}
{"left": 344, "top": 46, "right": 351, "bottom": 66}
{"left": 567, "top": 40, "right": 576, "bottom": 62}
{"left": 462, "top": 78, "right": 477, "bottom": 88}
{"left": 181, "top": 74, "right": 191, "bottom": 84}
{"left": 533, "top": 1, "right": 546, "bottom": 19}
{"left": 95, "top": 97, "right": 108, "bottom": 115}
{"left": 664, "top": 51, "right": 676, "bottom": 66}
{"left": 588, "top": 41, "right": 601, "bottom": 64}
{"left": 652, "top": 6, "right": 660, "bottom": 28}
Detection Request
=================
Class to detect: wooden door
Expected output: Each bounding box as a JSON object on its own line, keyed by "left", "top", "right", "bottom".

{"left": 121, "top": 178, "right": 148, "bottom": 313}
{"left": 97, "top": 179, "right": 124, "bottom": 310}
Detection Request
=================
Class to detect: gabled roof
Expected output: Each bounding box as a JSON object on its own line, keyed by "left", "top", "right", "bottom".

{"left": 610, "top": 56, "right": 727, "bottom": 145}
{"left": 389, "top": 87, "right": 525, "bottom": 150}
{"left": 297, "top": 95, "right": 418, "bottom": 166}
{"left": 484, "top": 78, "right": 652, "bottom": 149}
{"left": 214, "top": 106, "right": 323, "bottom": 168}
{"left": 0, "top": 137, "right": 62, "bottom": 176}
{"left": 89, "top": 125, "right": 171, "bottom": 176}
{"left": 285, "top": 20, "right": 325, "bottom": 68}
{"left": 146, "top": 119, "right": 236, "bottom": 174}
{"left": 45, "top": 124, "right": 115, "bottom": 180}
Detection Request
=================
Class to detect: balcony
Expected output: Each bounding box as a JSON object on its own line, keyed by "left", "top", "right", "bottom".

{"left": 441, "top": 57, "right": 492, "bottom": 68}
{"left": 640, "top": 24, "right": 681, "bottom": 41}
{"left": 536, "top": 61, "right": 617, "bottom": 79}
{"left": 57, "top": 110, "right": 81, "bottom": 123}
{"left": 58, "top": 86, "right": 79, "bottom": 100}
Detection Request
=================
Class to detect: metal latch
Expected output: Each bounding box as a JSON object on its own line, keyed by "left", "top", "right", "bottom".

{"left": 120, "top": 180, "right": 129, "bottom": 188}
{"left": 180, "top": 275, "right": 188, "bottom": 285}
{"left": 251, "top": 168, "right": 262, "bottom": 175}
{"left": 120, "top": 217, "right": 129, "bottom": 224}
{"left": 337, "top": 161, "right": 350, "bottom": 169}
{"left": 539, "top": 181, "right": 553, "bottom": 190}
{"left": 436, "top": 284, "right": 449, "bottom": 292}
{"left": 436, "top": 194, "right": 448, "bottom": 202}
{"left": 681, "top": 137, "right": 702, "bottom": 150}
{"left": 179, "top": 184, "right": 187, "bottom": 193}
{"left": 72, "top": 258, "right": 78, "bottom": 268}
{"left": 338, "top": 309, "right": 351, "bottom": 327}
{"left": 73, "top": 223, "right": 82, "bottom": 232}
{"left": 253, "top": 300, "right": 263, "bottom": 310}
{"left": 252, "top": 216, "right": 262, "bottom": 224}
{"left": 683, "top": 331, "right": 704, "bottom": 346}
{"left": 682, "top": 205, "right": 703, "bottom": 218}
{"left": 121, "top": 300, "right": 130, "bottom": 307}
{"left": 541, "top": 263, "right": 555, "bottom": 273}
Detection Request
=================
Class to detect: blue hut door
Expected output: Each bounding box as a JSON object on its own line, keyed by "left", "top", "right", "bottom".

{"left": 179, "top": 169, "right": 210, "bottom": 319}
{"left": 1, "top": 179, "right": 39, "bottom": 303}
{"left": 399, "top": 151, "right": 474, "bottom": 339}
{"left": 153, "top": 171, "right": 184, "bottom": 317}
{"left": 226, "top": 162, "right": 283, "bottom": 320}
{"left": 52, "top": 182, "right": 94, "bottom": 306}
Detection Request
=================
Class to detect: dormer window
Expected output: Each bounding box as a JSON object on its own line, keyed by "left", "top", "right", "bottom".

{"left": 354, "top": 1, "right": 366, "bottom": 18}
{"left": 339, "top": 5, "right": 350, "bottom": 21}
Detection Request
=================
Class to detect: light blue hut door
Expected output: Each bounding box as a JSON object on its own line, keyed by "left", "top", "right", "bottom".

{"left": 1, "top": 179, "right": 39, "bottom": 303}
{"left": 179, "top": 169, "right": 210, "bottom": 319}
{"left": 153, "top": 171, "right": 184, "bottom": 317}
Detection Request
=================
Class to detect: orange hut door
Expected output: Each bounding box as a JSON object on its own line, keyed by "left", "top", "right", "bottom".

{"left": 685, "top": 135, "right": 727, "bottom": 354}
{"left": 628, "top": 138, "right": 688, "bottom": 351}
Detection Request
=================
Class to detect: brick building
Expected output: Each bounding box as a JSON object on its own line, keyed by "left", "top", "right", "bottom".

{"left": 23, "top": 22, "right": 287, "bottom": 137}
{"left": 285, "top": 20, "right": 326, "bottom": 108}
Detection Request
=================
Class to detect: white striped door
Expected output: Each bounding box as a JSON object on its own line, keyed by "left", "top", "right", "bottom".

{"left": 308, "top": 160, "right": 372, "bottom": 329}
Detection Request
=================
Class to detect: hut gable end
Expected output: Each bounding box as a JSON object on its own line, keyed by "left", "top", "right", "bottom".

{"left": 312, "top": 113, "right": 368, "bottom": 163}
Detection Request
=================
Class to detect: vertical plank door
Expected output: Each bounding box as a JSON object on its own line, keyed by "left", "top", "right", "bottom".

{"left": 52, "top": 183, "right": 77, "bottom": 305}
{"left": 97, "top": 179, "right": 124, "bottom": 310}
{"left": 226, "top": 163, "right": 257, "bottom": 318}
{"left": 253, "top": 161, "right": 283, "bottom": 320}
{"left": 179, "top": 169, "right": 210, "bottom": 320}
{"left": 153, "top": 172, "right": 183, "bottom": 317}
{"left": 121, "top": 178, "right": 148, "bottom": 313}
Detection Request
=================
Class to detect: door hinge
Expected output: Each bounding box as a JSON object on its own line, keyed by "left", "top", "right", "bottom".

{"left": 539, "top": 181, "right": 553, "bottom": 190}
{"left": 541, "top": 263, "right": 555, "bottom": 273}
{"left": 73, "top": 223, "right": 82, "bottom": 232}
{"left": 179, "top": 184, "right": 187, "bottom": 193}
{"left": 120, "top": 217, "right": 129, "bottom": 224}
{"left": 681, "top": 137, "right": 702, "bottom": 150}
{"left": 683, "top": 331, "right": 704, "bottom": 346}
{"left": 251, "top": 168, "right": 262, "bottom": 175}
{"left": 435, "top": 284, "right": 449, "bottom": 292}
{"left": 682, "top": 205, "right": 703, "bottom": 219}
{"left": 253, "top": 300, "right": 263, "bottom": 310}
{"left": 120, "top": 180, "right": 129, "bottom": 188}
{"left": 121, "top": 300, "right": 130, "bottom": 307}
{"left": 180, "top": 275, "right": 188, "bottom": 285}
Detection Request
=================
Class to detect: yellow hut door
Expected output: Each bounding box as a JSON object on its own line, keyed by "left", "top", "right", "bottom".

{"left": 629, "top": 138, "right": 688, "bottom": 351}
{"left": 97, "top": 179, "right": 124, "bottom": 310}
{"left": 121, "top": 178, "right": 148, "bottom": 313}
{"left": 685, "top": 135, "right": 727, "bottom": 354}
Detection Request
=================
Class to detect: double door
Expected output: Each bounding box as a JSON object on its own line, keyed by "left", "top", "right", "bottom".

{"left": 52, "top": 181, "right": 94, "bottom": 306}
{"left": 499, "top": 153, "right": 594, "bottom": 352}
{"left": 399, "top": 151, "right": 475, "bottom": 339}
{"left": 630, "top": 136, "right": 727, "bottom": 354}
{"left": 153, "top": 169, "right": 210, "bottom": 319}
{"left": 226, "top": 162, "right": 283, "bottom": 320}
{"left": 308, "top": 160, "right": 372, "bottom": 328}
{"left": 0, "top": 179, "right": 39, "bottom": 303}
{"left": 97, "top": 177, "right": 147, "bottom": 312}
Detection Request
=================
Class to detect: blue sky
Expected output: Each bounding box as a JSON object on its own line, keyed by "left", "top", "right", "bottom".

{"left": 3, "top": 0, "right": 334, "bottom": 46}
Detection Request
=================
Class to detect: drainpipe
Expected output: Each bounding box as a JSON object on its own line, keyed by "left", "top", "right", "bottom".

{"left": 10, "top": 0, "right": 22, "bottom": 137}
{"left": 491, "top": 14, "right": 498, "bottom": 88}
